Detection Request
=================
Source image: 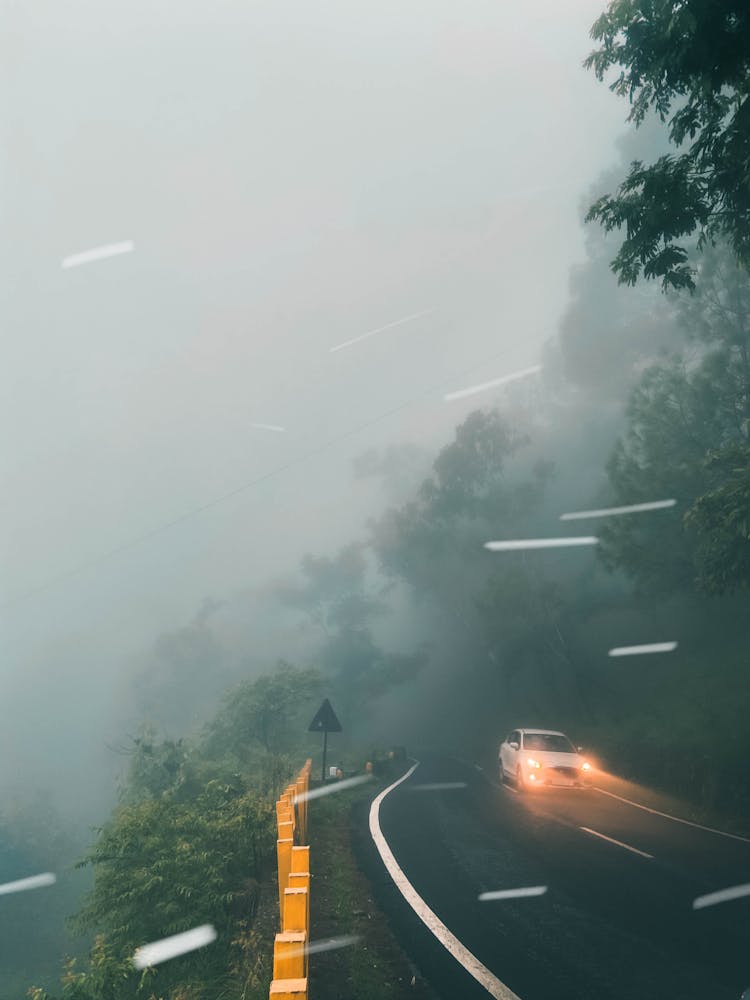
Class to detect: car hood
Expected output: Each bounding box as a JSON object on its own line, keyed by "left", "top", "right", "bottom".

{"left": 526, "top": 750, "right": 582, "bottom": 768}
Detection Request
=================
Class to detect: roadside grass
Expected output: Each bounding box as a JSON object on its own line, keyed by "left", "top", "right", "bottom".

{"left": 227, "top": 868, "right": 278, "bottom": 1000}
{"left": 308, "top": 776, "right": 435, "bottom": 1000}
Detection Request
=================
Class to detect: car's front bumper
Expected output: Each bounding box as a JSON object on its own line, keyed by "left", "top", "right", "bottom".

{"left": 528, "top": 765, "right": 586, "bottom": 787}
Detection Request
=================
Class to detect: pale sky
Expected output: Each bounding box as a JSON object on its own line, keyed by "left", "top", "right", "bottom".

{"left": 2, "top": 0, "right": 626, "bottom": 813}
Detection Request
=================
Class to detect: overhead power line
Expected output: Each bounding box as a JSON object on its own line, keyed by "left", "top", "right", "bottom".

{"left": 1, "top": 344, "right": 541, "bottom": 613}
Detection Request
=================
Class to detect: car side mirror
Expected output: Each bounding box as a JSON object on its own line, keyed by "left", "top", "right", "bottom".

{"left": 577, "top": 746, "right": 583, "bottom": 753}
{"left": 509, "top": 742, "right": 519, "bottom": 751}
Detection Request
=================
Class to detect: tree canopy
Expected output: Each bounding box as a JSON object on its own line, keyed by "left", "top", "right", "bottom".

{"left": 684, "top": 442, "right": 750, "bottom": 592}
{"left": 203, "top": 661, "right": 321, "bottom": 758}
{"left": 275, "top": 543, "right": 428, "bottom": 715}
{"left": 585, "top": 0, "right": 750, "bottom": 289}
{"left": 370, "top": 408, "right": 604, "bottom": 733}
{"left": 28, "top": 656, "right": 313, "bottom": 1000}
{"left": 599, "top": 243, "right": 750, "bottom": 593}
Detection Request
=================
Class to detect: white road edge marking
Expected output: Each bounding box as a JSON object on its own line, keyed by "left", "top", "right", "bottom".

{"left": 580, "top": 826, "right": 653, "bottom": 859}
{"left": 593, "top": 787, "right": 750, "bottom": 844}
{"left": 369, "top": 761, "right": 522, "bottom": 1000}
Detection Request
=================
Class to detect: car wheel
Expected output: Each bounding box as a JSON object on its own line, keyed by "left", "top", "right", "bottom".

{"left": 516, "top": 765, "right": 526, "bottom": 793}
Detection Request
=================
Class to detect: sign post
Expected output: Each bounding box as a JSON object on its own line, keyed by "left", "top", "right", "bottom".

{"left": 307, "top": 698, "right": 342, "bottom": 781}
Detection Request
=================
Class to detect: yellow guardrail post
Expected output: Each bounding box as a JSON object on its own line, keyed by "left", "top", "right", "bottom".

{"left": 269, "top": 978, "right": 308, "bottom": 999}
{"left": 268, "top": 762, "right": 314, "bottom": 1000}
{"left": 290, "top": 845, "right": 309, "bottom": 873}
{"left": 278, "top": 819, "right": 294, "bottom": 844}
{"left": 288, "top": 871, "right": 310, "bottom": 952}
{"left": 276, "top": 837, "right": 293, "bottom": 923}
{"left": 281, "top": 791, "right": 295, "bottom": 822}
{"left": 282, "top": 886, "right": 308, "bottom": 935}
{"left": 299, "top": 762, "right": 310, "bottom": 831}
{"left": 276, "top": 801, "right": 292, "bottom": 823}
{"left": 273, "top": 931, "right": 306, "bottom": 980}
{"left": 288, "top": 870, "right": 310, "bottom": 891}
{"left": 295, "top": 775, "right": 307, "bottom": 843}
{"left": 284, "top": 786, "right": 297, "bottom": 814}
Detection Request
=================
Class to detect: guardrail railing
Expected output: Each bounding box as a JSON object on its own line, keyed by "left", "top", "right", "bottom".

{"left": 269, "top": 758, "right": 312, "bottom": 1000}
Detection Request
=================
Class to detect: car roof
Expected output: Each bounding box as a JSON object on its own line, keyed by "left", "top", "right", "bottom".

{"left": 519, "top": 728, "right": 566, "bottom": 736}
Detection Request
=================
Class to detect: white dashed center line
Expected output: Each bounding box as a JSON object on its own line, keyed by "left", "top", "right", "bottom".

{"left": 580, "top": 826, "right": 653, "bottom": 859}
{"left": 593, "top": 787, "right": 750, "bottom": 843}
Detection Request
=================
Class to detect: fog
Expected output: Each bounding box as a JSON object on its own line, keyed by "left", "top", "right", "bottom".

{"left": 3, "top": 0, "right": 625, "bottom": 823}
{"left": 7, "top": 3, "right": 750, "bottom": 997}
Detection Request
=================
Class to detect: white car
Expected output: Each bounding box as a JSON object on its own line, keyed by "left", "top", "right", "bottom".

{"left": 499, "top": 728, "right": 592, "bottom": 791}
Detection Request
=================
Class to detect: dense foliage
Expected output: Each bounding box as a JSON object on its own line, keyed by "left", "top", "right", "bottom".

{"left": 371, "top": 409, "right": 607, "bottom": 741}
{"left": 203, "top": 661, "right": 321, "bottom": 758}
{"left": 26, "top": 668, "right": 305, "bottom": 1000}
{"left": 358, "top": 235, "right": 750, "bottom": 818}
{"left": 585, "top": 0, "right": 750, "bottom": 289}
{"left": 275, "top": 545, "right": 428, "bottom": 718}
{"left": 599, "top": 245, "right": 750, "bottom": 593}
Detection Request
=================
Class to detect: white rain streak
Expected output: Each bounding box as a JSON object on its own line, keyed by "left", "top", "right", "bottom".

{"left": 286, "top": 934, "right": 360, "bottom": 958}
{"left": 132, "top": 925, "right": 217, "bottom": 969}
{"left": 61, "top": 241, "right": 135, "bottom": 269}
{"left": 484, "top": 537, "right": 598, "bottom": 552}
{"left": 250, "top": 422, "right": 286, "bottom": 433}
{"left": 329, "top": 309, "right": 431, "bottom": 353}
{"left": 478, "top": 886, "right": 548, "bottom": 902}
{"left": 295, "top": 774, "right": 371, "bottom": 804}
{"left": 0, "top": 872, "right": 57, "bottom": 896}
{"left": 410, "top": 782, "right": 468, "bottom": 791}
{"left": 692, "top": 883, "right": 750, "bottom": 910}
{"left": 560, "top": 499, "right": 677, "bottom": 520}
{"left": 608, "top": 642, "right": 678, "bottom": 657}
{"left": 444, "top": 364, "right": 542, "bottom": 402}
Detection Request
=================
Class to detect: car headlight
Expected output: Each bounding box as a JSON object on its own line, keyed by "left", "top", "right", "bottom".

{"left": 581, "top": 761, "right": 591, "bottom": 772}
{"left": 527, "top": 758, "right": 542, "bottom": 769}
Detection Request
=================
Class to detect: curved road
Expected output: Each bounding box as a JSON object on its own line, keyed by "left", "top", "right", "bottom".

{"left": 355, "top": 754, "right": 750, "bottom": 1000}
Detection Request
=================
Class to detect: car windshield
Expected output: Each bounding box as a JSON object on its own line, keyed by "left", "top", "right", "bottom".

{"left": 523, "top": 733, "right": 575, "bottom": 753}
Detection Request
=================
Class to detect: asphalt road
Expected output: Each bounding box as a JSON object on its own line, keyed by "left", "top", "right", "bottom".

{"left": 354, "top": 754, "right": 750, "bottom": 1000}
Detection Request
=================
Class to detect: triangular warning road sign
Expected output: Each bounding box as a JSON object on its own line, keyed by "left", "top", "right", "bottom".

{"left": 308, "top": 698, "right": 342, "bottom": 733}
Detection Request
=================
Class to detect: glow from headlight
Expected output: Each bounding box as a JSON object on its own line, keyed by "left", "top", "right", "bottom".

{"left": 581, "top": 761, "right": 591, "bottom": 772}
{"left": 527, "top": 758, "right": 542, "bottom": 769}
